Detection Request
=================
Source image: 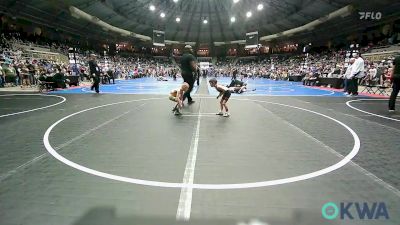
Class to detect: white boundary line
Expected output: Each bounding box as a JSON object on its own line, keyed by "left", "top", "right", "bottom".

{"left": 0, "top": 104, "right": 145, "bottom": 182}
{"left": 186, "top": 112, "right": 216, "bottom": 115}
{"left": 43, "top": 97, "right": 360, "bottom": 189}
{"left": 180, "top": 114, "right": 215, "bottom": 117}
{"left": 0, "top": 153, "right": 47, "bottom": 182}
{"left": 0, "top": 94, "right": 66, "bottom": 118}
{"left": 176, "top": 100, "right": 202, "bottom": 220}
{"left": 346, "top": 99, "right": 400, "bottom": 122}
{"left": 257, "top": 103, "right": 400, "bottom": 198}
{"left": 263, "top": 88, "right": 295, "bottom": 92}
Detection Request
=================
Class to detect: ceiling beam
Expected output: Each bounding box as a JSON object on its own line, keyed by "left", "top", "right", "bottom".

{"left": 171, "top": 1, "right": 190, "bottom": 41}
{"left": 183, "top": 0, "right": 196, "bottom": 42}
{"left": 162, "top": 0, "right": 181, "bottom": 32}
{"left": 221, "top": 0, "right": 241, "bottom": 41}
{"left": 195, "top": 0, "right": 205, "bottom": 44}
{"left": 213, "top": 0, "right": 226, "bottom": 42}
{"left": 207, "top": 0, "right": 214, "bottom": 46}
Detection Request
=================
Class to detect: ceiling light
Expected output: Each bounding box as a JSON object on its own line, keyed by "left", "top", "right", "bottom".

{"left": 149, "top": 5, "right": 155, "bottom": 11}
{"left": 160, "top": 12, "right": 165, "bottom": 18}
{"left": 176, "top": 17, "right": 181, "bottom": 22}
{"left": 233, "top": 0, "right": 239, "bottom": 3}
{"left": 173, "top": 0, "right": 178, "bottom": 2}
{"left": 257, "top": 4, "right": 263, "bottom": 10}
{"left": 246, "top": 11, "right": 252, "bottom": 18}
{"left": 203, "top": 19, "right": 208, "bottom": 24}
{"left": 230, "top": 16, "right": 236, "bottom": 22}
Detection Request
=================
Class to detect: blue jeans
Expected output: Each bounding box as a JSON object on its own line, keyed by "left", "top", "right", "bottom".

{"left": 0, "top": 76, "right": 4, "bottom": 87}
{"left": 343, "top": 79, "right": 348, "bottom": 92}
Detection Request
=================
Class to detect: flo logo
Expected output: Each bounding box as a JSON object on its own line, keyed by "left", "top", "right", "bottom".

{"left": 359, "top": 12, "right": 382, "bottom": 20}
{"left": 321, "top": 202, "right": 389, "bottom": 220}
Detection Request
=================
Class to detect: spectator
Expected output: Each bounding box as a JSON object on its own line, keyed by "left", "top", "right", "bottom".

{"left": 389, "top": 55, "right": 400, "bottom": 111}
{"left": 27, "top": 61, "right": 36, "bottom": 85}
{"left": 53, "top": 68, "right": 67, "bottom": 88}
{"left": 348, "top": 53, "right": 365, "bottom": 96}
{"left": 344, "top": 58, "right": 355, "bottom": 95}
{"left": 107, "top": 68, "right": 115, "bottom": 84}
{"left": 13, "top": 64, "right": 20, "bottom": 86}
{"left": 21, "top": 66, "right": 30, "bottom": 88}
{"left": 0, "top": 64, "right": 4, "bottom": 87}
{"left": 2, "top": 62, "right": 17, "bottom": 87}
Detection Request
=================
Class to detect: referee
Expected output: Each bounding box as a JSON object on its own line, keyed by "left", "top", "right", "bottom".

{"left": 89, "top": 54, "right": 100, "bottom": 93}
{"left": 181, "top": 45, "right": 197, "bottom": 104}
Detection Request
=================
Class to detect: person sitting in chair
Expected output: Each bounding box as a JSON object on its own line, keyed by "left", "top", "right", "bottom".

{"left": 53, "top": 68, "right": 67, "bottom": 89}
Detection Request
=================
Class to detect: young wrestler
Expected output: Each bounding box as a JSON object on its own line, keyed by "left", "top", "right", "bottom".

{"left": 227, "top": 79, "right": 256, "bottom": 94}
{"left": 169, "top": 82, "right": 189, "bottom": 115}
{"left": 209, "top": 78, "right": 231, "bottom": 117}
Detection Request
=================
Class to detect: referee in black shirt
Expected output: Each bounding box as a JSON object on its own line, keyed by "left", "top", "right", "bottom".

{"left": 232, "top": 68, "right": 238, "bottom": 80}
{"left": 389, "top": 55, "right": 400, "bottom": 111}
{"left": 181, "top": 45, "right": 197, "bottom": 104}
{"left": 88, "top": 54, "right": 100, "bottom": 93}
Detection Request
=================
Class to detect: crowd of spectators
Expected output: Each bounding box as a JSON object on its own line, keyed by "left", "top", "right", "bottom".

{"left": 211, "top": 52, "right": 345, "bottom": 82}
{"left": 1, "top": 29, "right": 398, "bottom": 92}
{"left": 0, "top": 31, "right": 180, "bottom": 89}
{"left": 0, "top": 31, "right": 73, "bottom": 89}
{"left": 212, "top": 50, "right": 397, "bottom": 91}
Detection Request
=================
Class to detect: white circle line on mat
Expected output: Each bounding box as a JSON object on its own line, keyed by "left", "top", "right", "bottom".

{"left": 43, "top": 97, "right": 360, "bottom": 189}
{"left": 0, "top": 94, "right": 66, "bottom": 118}
{"left": 346, "top": 99, "right": 400, "bottom": 122}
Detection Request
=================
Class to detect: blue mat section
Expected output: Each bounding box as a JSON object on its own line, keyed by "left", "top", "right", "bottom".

{"left": 51, "top": 78, "right": 199, "bottom": 95}
{"left": 51, "top": 77, "right": 346, "bottom": 96}
{"left": 207, "top": 77, "right": 346, "bottom": 96}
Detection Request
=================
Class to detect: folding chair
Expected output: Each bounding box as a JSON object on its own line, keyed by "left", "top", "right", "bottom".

{"left": 376, "top": 85, "right": 391, "bottom": 96}
{"left": 361, "top": 84, "right": 375, "bottom": 94}
{"left": 38, "top": 80, "right": 55, "bottom": 93}
{"left": 361, "top": 78, "right": 379, "bottom": 94}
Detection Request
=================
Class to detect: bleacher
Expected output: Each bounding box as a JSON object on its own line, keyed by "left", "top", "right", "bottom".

{"left": 197, "top": 57, "right": 212, "bottom": 62}
{"left": 369, "top": 43, "right": 400, "bottom": 53}
{"left": 11, "top": 42, "right": 68, "bottom": 63}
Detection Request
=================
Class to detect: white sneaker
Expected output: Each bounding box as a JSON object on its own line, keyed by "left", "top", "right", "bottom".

{"left": 223, "top": 112, "right": 230, "bottom": 117}
{"left": 389, "top": 110, "right": 395, "bottom": 112}
{"left": 216, "top": 112, "right": 223, "bottom": 115}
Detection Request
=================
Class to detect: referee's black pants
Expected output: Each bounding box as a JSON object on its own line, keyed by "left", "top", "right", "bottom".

{"left": 91, "top": 76, "right": 100, "bottom": 93}
{"left": 182, "top": 74, "right": 194, "bottom": 103}
{"left": 348, "top": 77, "right": 359, "bottom": 95}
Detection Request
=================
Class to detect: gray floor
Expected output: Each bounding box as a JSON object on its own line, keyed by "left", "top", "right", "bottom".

{"left": 1, "top": 83, "right": 400, "bottom": 225}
